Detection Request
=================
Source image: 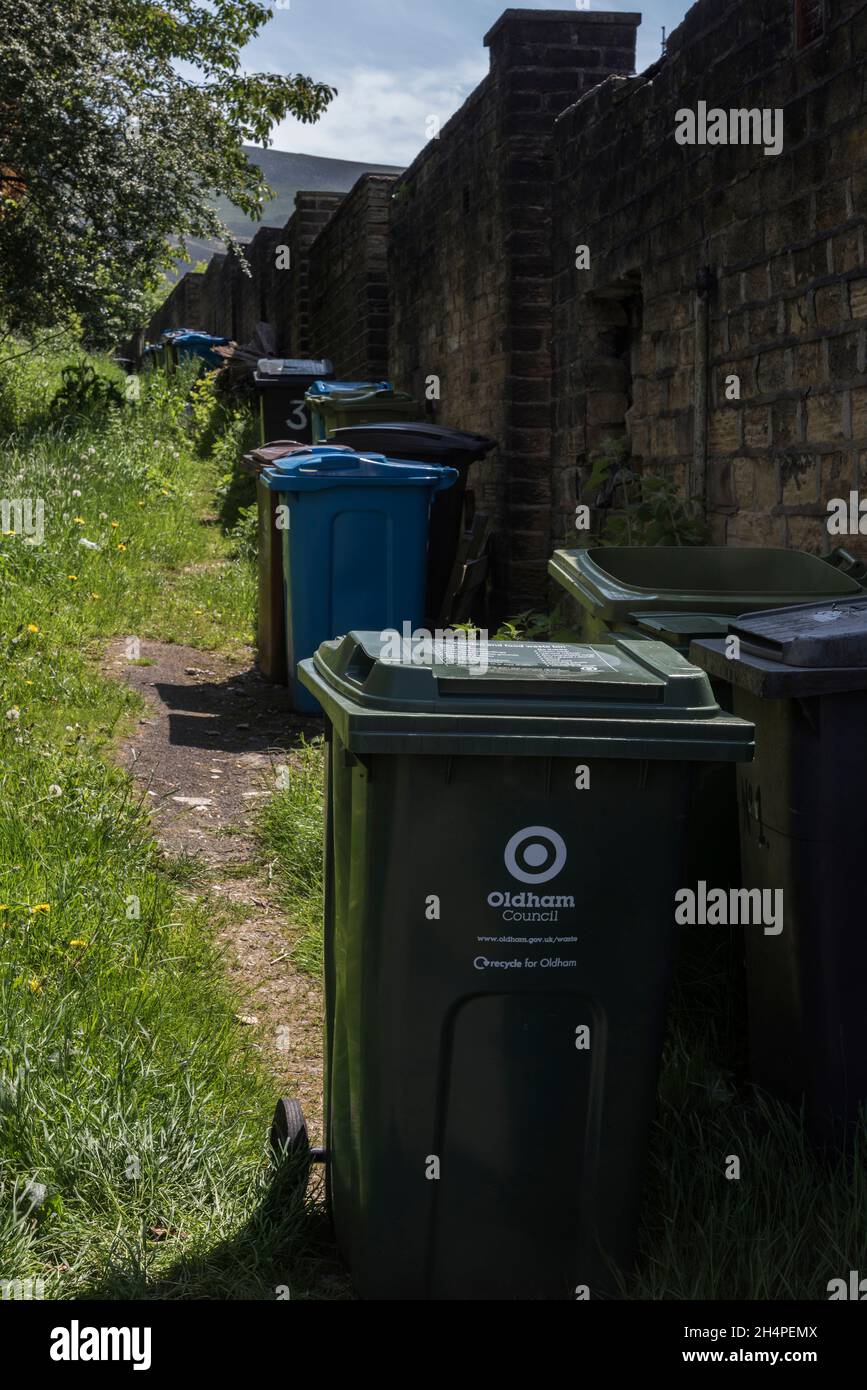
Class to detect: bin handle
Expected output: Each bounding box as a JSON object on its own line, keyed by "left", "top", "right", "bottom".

{"left": 431, "top": 465, "right": 460, "bottom": 494}
{"left": 343, "top": 645, "right": 376, "bottom": 687}
{"left": 314, "top": 386, "right": 400, "bottom": 405}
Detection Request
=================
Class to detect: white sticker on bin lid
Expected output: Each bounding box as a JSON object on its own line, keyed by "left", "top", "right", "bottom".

{"left": 461, "top": 642, "right": 622, "bottom": 674}
{"left": 810, "top": 610, "right": 844, "bottom": 623}
{"left": 533, "top": 643, "right": 622, "bottom": 671}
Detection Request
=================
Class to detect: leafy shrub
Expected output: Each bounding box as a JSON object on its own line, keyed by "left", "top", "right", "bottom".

{"left": 228, "top": 503, "right": 258, "bottom": 562}
{"left": 49, "top": 362, "right": 126, "bottom": 426}
{"left": 583, "top": 436, "right": 709, "bottom": 547}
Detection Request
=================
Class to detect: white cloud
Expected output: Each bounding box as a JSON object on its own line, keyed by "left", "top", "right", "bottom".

{"left": 270, "top": 57, "right": 488, "bottom": 166}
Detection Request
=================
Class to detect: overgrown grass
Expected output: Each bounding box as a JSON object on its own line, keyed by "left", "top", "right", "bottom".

{"left": 0, "top": 347, "right": 345, "bottom": 1299}
{"left": 256, "top": 740, "right": 326, "bottom": 978}
{"left": 627, "top": 927, "right": 867, "bottom": 1300}
{"left": 14, "top": 337, "right": 858, "bottom": 1301}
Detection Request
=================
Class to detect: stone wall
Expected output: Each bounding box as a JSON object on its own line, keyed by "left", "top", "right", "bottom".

{"left": 552, "top": 0, "right": 867, "bottom": 559}
{"left": 141, "top": 2, "right": 867, "bottom": 600}
{"left": 194, "top": 254, "right": 227, "bottom": 338}
{"left": 147, "top": 267, "right": 206, "bottom": 339}
{"left": 283, "top": 192, "right": 345, "bottom": 357}
{"left": 389, "top": 9, "right": 640, "bottom": 611}
{"left": 307, "top": 174, "right": 398, "bottom": 378}
{"left": 144, "top": 192, "right": 345, "bottom": 354}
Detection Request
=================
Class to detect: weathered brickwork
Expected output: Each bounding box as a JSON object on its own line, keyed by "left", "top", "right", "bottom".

{"left": 307, "top": 175, "right": 398, "bottom": 377}
{"left": 147, "top": 265, "right": 208, "bottom": 340}
{"left": 390, "top": 9, "right": 640, "bottom": 610}
{"left": 146, "top": 192, "right": 345, "bottom": 354}
{"left": 144, "top": 2, "right": 867, "bottom": 606}
{"left": 283, "top": 193, "right": 345, "bottom": 355}
{"left": 552, "top": 0, "right": 867, "bottom": 559}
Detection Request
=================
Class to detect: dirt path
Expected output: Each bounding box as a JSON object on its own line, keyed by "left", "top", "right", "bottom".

{"left": 105, "top": 637, "right": 326, "bottom": 1142}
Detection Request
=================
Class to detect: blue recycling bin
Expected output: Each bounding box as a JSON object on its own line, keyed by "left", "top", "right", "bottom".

{"left": 166, "top": 330, "right": 230, "bottom": 369}
{"left": 261, "top": 446, "right": 458, "bottom": 713}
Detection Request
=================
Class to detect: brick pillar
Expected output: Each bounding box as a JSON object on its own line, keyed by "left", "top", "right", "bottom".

{"left": 487, "top": 9, "right": 640, "bottom": 610}
{"left": 307, "top": 174, "right": 399, "bottom": 376}
{"left": 197, "top": 253, "right": 226, "bottom": 336}
{"left": 289, "top": 192, "right": 344, "bottom": 356}
{"left": 180, "top": 270, "right": 203, "bottom": 330}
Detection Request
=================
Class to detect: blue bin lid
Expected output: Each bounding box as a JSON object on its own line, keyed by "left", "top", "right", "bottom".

{"left": 261, "top": 445, "right": 457, "bottom": 493}
{"left": 172, "top": 331, "right": 229, "bottom": 347}
{"left": 305, "top": 379, "right": 393, "bottom": 398}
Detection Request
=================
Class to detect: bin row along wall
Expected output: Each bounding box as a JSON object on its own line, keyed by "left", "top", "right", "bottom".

{"left": 142, "top": 1, "right": 867, "bottom": 612}
{"left": 144, "top": 191, "right": 348, "bottom": 358}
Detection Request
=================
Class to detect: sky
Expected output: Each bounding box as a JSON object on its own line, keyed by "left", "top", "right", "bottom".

{"left": 244, "top": 1, "right": 695, "bottom": 167}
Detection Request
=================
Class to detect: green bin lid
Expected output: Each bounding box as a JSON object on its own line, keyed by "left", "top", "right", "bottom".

{"left": 634, "top": 612, "right": 740, "bottom": 642}
{"left": 549, "top": 546, "right": 862, "bottom": 622}
{"left": 299, "top": 631, "right": 754, "bottom": 760}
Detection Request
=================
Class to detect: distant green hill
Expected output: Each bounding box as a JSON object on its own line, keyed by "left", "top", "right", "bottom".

{"left": 172, "top": 145, "right": 404, "bottom": 274}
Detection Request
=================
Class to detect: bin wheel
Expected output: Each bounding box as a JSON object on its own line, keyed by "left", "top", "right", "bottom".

{"left": 270, "top": 1097, "right": 310, "bottom": 1164}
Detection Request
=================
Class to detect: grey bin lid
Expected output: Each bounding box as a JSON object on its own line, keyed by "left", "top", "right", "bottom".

{"left": 733, "top": 598, "right": 867, "bottom": 668}
{"left": 299, "top": 631, "right": 754, "bottom": 761}
{"left": 328, "top": 422, "right": 497, "bottom": 462}
{"left": 690, "top": 602, "right": 867, "bottom": 698}
{"left": 256, "top": 358, "right": 333, "bottom": 377}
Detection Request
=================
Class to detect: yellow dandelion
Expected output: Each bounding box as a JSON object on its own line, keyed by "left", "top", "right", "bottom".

{"left": 24, "top": 680, "right": 33, "bottom": 686}
{"left": 27, "top": 623, "right": 39, "bottom": 633}
{"left": 68, "top": 938, "right": 88, "bottom": 948}
{"left": 27, "top": 978, "right": 43, "bottom": 994}
{"left": 68, "top": 574, "right": 77, "bottom": 582}
{"left": 137, "top": 501, "right": 145, "bottom": 507}
{"left": 110, "top": 521, "right": 119, "bottom": 529}
{"left": 117, "top": 543, "right": 127, "bottom": 552}
{"left": 90, "top": 593, "right": 101, "bottom": 600}
{"left": 30, "top": 903, "right": 50, "bottom": 914}
{"left": 73, "top": 517, "right": 85, "bottom": 525}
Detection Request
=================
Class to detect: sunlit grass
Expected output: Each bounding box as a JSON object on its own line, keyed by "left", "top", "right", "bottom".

{"left": 0, "top": 349, "right": 345, "bottom": 1299}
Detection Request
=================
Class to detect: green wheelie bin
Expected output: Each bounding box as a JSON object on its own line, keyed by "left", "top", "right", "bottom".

{"left": 549, "top": 546, "right": 863, "bottom": 892}
{"left": 691, "top": 597, "right": 867, "bottom": 1147}
{"left": 294, "top": 632, "right": 753, "bottom": 1299}
{"left": 548, "top": 546, "right": 863, "bottom": 651}
{"left": 304, "top": 380, "right": 419, "bottom": 443}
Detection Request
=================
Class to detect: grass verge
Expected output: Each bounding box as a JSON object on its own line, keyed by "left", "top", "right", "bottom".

{"left": 0, "top": 344, "right": 344, "bottom": 1299}
{"left": 256, "top": 739, "right": 326, "bottom": 978}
